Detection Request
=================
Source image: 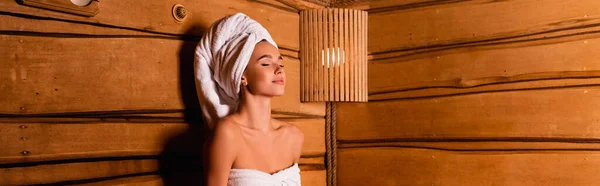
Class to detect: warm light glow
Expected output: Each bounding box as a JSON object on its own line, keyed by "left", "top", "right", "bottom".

{"left": 321, "top": 48, "right": 345, "bottom": 68}
{"left": 300, "top": 8, "right": 368, "bottom": 102}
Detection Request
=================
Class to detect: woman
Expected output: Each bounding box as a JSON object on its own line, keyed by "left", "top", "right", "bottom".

{"left": 195, "top": 13, "right": 304, "bottom": 186}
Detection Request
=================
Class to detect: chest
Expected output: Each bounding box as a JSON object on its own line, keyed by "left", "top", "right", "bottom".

{"left": 233, "top": 132, "right": 296, "bottom": 172}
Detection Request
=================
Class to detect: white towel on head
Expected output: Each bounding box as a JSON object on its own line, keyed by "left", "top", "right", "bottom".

{"left": 194, "top": 12, "right": 278, "bottom": 129}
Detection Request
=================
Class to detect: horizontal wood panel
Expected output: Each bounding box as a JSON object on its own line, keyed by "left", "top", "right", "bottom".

{"left": 0, "top": 118, "right": 324, "bottom": 163}
{"left": 339, "top": 141, "right": 600, "bottom": 151}
{"left": 0, "top": 14, "right": 299, "bottom": 58}
{"left": 338, "top": 147, "right": 600, "bottom": 186}
{"left": 370, "top": 75, "right": 600, "bottom": 101}
{"left": 337, "top": 0, "right": 470, "bottom": 13}
{"left": 76, "top": 175, "right": 165, "bottom": 186}
{"left": 299, "top": 170, "right": 327, "bottom": 186}
{"left": 368, "top": 0, "right": 600, "bottom": 54}
{"left": 0, "top": 0, "right": 299, "bottom": 50}
{"left": 0, "top": 13, "right": 158, "bottom": 37}
{"left": 0, "top": 35, "right": 183, "bottom": 113}
{"left": 76, "top": 175, "right": 164, "bottom": 186}
{"left": 369, "top": 14, "right": 600, "bottom": 63}
{"left": 269, "top": 0, "right": 326, "bottom": 10}
{"left": 1, "top": 158, "right": 159, "bottom": 185}
{"left": 1, "top": 159, "right": 324, "bottom": 185}
{"left": 74, "top": 170, "right": 326, "bottom": 186}
{"left": 369, "top": 35, "right": 600, "bottom": 96}
{"left": 289, "top": 119, "right": 326, "bottom": 156}
{"left": 338, "top": 87, "right": 600, "bottom": 141}
{"left": 0, "top": 123, "right": 187, "bottom": 163}
{"left": 0, "top": 35, "right": 323, "bottom": 116}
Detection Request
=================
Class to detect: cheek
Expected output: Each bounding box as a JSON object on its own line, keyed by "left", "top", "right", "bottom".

{"left": 249, "top": 68, "right": 271, "bottom": 84}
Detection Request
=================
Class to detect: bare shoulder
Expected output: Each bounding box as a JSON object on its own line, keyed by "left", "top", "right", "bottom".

{"left": 210, "top": 117, "right": 242, "bottom": 144}
{"left": 273, "top": 119, "right": 304, "bottom": 143}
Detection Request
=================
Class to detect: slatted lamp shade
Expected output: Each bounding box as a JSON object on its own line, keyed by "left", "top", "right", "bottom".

{"left": 300, "top": 9, "right": 368, "bottom": 102}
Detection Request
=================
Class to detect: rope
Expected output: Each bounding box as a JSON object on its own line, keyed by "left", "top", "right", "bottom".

{"left": 331, "top": 102, "right": 337, "bottom": 186}
{"left": 325, "top": 102, "right": 338, "bottom": 186}
{"left": 326, "top": 102, "right": 333, "bottom": 186}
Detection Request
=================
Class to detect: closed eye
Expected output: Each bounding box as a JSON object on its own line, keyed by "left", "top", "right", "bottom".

{"left": 261, "top": 63, "right": 284, "bottom": 67}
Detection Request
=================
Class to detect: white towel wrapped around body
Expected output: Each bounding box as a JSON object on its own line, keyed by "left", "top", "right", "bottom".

{"left": 194, "top": 13, "right": 278, "bottom": 129}
{"left": 228, "top": 163, "right": 301, "bottom": 186}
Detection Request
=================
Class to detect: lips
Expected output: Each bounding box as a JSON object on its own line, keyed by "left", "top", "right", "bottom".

{"left": 272, "top": 79, "right": 284, "bottom": 85}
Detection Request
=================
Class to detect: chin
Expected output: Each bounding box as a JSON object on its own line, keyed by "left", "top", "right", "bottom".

{"left": 268, "top": 89, "right": 285, "bottom": 97}
{"left": 257, "top": 86, "right": 285, "bottom": 97}
{"left": 271, "top": 90, "right": 285, "bottom": 96}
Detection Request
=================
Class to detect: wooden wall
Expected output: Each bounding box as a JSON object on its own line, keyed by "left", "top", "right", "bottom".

{"left": 337, "top": 0, "right": 600, "bottom": 185}
{"left": 0, "top": 0, "right": 325, "bottom": 185}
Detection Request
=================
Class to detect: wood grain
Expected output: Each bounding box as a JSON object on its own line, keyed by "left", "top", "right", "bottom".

{"left": 300, "top": 9, "right": 368, "bottom": 102}
{"left": 368, "top": 0, "right": 600, "bottom": 55}
{"left": 369, "top": 36, "right": 600, "bottom": 98}
{"left": 0, "top": 35, "right": 322, "bottom": 116}
{"left": 338, "top": 87, "right": 600, "bottom": 141}
{"left": 271, "top": 0, "right": 326, "bottom": 10}
{"left": 72, "top": 170, "right": 327, "bottom": 186}
{"left": 19, "top": 0, "right": 99, "bottom": 17}
{"left": 336, "top": 1, "right": 600, "bottom": 186}
{"left": 370, "top": 73, "right": 600, "bottom": 101}
{"left": 339, "top": 141, "right": 600, "bottom": 151}
{"left": 338, "top": 147, "right": 600, "bottom": 186}
{"left": 1, "top": 158, "right": 159, "bottom": 185}
{"left": 1, "top": 0, "right": 299, "bottom": 50}
{"left": 1, "top": 159, "right": 325, "bottom": 185}
{"left": 0, "top": 118, "right": 324, "bottom": 164}
{"left": 75, "top": 175, "right": 164, "bottom": 186}
{"left": 1, "top": 0, "right": 326, "bottom": 185}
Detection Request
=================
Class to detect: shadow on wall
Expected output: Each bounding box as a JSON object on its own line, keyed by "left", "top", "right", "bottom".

{"left": 159, "top": 25, "right": 210, "bottom": 186}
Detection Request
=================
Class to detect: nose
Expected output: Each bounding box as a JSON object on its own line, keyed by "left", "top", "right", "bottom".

{"left": 275, "top": 66, "right": 284, "bottom": 75}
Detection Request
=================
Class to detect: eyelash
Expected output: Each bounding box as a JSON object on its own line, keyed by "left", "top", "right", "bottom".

{"left": 261, "top": 64, "right": 284, "bottom": 68}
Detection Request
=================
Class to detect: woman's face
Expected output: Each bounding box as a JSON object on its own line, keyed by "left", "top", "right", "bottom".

{"left": 242, "top": 41, "right": 285, "bottom": 97}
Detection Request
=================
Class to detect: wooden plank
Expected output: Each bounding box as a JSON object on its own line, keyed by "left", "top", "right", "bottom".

{"left": 74, "top": 170, "right": 326, "bottom": 186}
{"left": 76, "top": 175, "right": 164, "bottom": 186}
{"left": 301, "top": 170, "right": 327, "bottom": 186}
{"left": 1, "top": 158, "right": 159, "bottom": 185}
{"left": 73, "top": 170, "right": 326, "bottom": 186}
{"left": 0, "top": 123, "right": 188, "bottom": 164}
{"left": 0, "top": 0, "right": 299, "bottom": 50}
{"left": 0, "top": 35, "right": 322, "bottom": 116}
{"left": 339, "top": 141, "right": 600, "bottom": 151}
{"left": 249, "top": 0, "right": 299, "bottom": 13}
{"left": 0, "top": 159, "right": 324, "bottom": 185}
{"left": 336, "top": 0, "right": 471, "bottom": 12}
{"left": 370, "top": 75, "right": 600, "bottom": 101}
{"left": 288, "top": 118, "right": 326, "bottom": 157}
{"left": 0, "top": 118, "right": 324, "bottom": 164}
{"left": 0, "top": 13, "right": 192, "bottom": 39}
{"left": 268, "top": 0, "right": 326, "bottom": 10}
{"left": 368, "top": 0, "right": 600, "bottom": 54}
{"left": 0, "top": 36, "right": 183, "bottom": 114}
{"left": 338, "top": 147, "right": 600, "bottom": 186}
{"left": 0, "top": 14, "right": 298, "bottom": 58}
{"left": 19, "top": 0, "right": 99, "bottom": 17}
{"left": 369, "top": 35, "right": 600, "bottom": 97}
{"left": 338, "top": 87, "right": 600, "bottom": 141}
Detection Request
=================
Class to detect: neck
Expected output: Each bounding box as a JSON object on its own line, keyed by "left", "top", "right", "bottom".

{"left": 236, "top": 92, "right": 272, "bottom": 132}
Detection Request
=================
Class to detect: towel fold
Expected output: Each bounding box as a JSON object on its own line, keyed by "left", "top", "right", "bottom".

{"left": 194, "top": 13, "right": 278, "bottom": 129}
{"left": 228, "top": 163, "right": 301, "bottom": 186}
